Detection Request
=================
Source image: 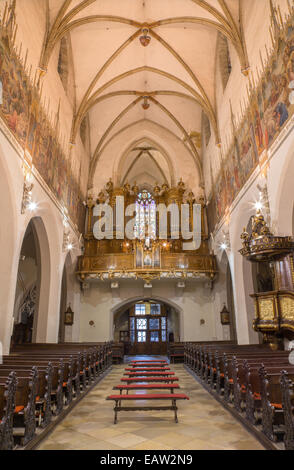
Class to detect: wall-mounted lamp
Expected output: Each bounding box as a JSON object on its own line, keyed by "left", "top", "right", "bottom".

{"left": 21, "top": 163, "right": 34, "bottom": 214}
{"left": 220, "top": 303, "right": 230, "bottom": 325}
{"left": 64, "top": 305, "right": 74, "bottom": 325}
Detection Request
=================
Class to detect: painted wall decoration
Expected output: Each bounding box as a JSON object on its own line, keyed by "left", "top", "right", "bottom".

{"left": 208, "top": 7, "right": 294, "bottom": 231}
{"left": 0, "top": 14, "right": 85, "bottom": 231}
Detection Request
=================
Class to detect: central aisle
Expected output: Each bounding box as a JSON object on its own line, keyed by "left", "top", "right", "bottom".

{"left": 37, "top": 363, "right": 264, "bottom": 450}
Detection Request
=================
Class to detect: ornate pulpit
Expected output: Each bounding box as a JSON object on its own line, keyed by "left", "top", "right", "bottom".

{"left": 239, "top": 210, "right": 294, "bottom": 348}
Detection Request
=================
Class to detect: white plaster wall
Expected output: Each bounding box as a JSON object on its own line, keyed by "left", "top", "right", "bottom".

{"left": 79, "top": 279, "right": 220, "bottom": 343}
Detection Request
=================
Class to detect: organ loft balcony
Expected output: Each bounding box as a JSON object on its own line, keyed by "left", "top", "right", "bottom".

{"left": 76, "top": 180, "right": 217, "bottom": 283}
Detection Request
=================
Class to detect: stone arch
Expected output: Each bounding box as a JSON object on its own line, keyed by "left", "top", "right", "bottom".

{"left": 21, "top": 216, "right": 51, "bottom": 343}
{"left": 110, "top": 294, "right": 184, "bottom": 342}
{"left": 115, "top": 136, "right": 176, "bottom": 187}
{"left": 91, "top": 119, "right": 200, "bottom": 194}
{"left": 16, "top": 198, "right": 63, "bottom": 344}
{"left": 58, "top": 251, "right": 75, "bottom": 342}
{"left": 214, "top": 250, "right": 237, "bottom": 341}
{"left": 0, "top": 142, "right": 18, "bottom": 353}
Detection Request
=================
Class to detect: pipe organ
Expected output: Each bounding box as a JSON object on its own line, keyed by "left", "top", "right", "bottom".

{"left": 76, "top": 179, "right": 217, "bottom": 282}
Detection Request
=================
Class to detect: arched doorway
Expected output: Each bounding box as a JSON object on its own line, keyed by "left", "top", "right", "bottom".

{"left": 226, "top": 261, "right": 237, "bottom": 341}
{"left": 58, "top": 264, "right": 67, "bottom": 343}
{"left": 215, "top": 250, "right": 237, "bottom": 341}
{"left": 113, "top": 299, "right": 180, "bottom": 355}
{"left": 58, "top": 252, "right": 75, "bottom": 343}
{"left": 11, "top": 217, "right": 51, "bottom": 345}
{"left": 12, "top": 220, "right": 40, "bottom": 344}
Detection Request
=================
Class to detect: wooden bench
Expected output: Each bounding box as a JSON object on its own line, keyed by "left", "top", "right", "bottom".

{"left": 130, "top": 362, "right": 168, "bottom": 367}
{"left": 106, "top": 393, "right": 189, "bottom": 423}
{"left": 113, "top": 384, "right": 180, "bottom": 395}
{"left": 125, "top": 367, "right": 170, "bottom": 371}
{"left": 130, "top": 360, "right": 167, "bottom": 363}
{"left": 121, "top": 376, "right": 179, "bottom": 384}
{"left": 124, "top": 371, "right": 175, "bottom": 377}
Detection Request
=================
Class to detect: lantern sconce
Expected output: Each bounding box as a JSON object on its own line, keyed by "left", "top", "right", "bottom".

{"left": 21, "top": 163, "right": 35, "bottom": 214}
{"left": 64, "top": 305, "right": 74, "bottom": 325}
{"left": 220, "top": 303, "right": 230, "bottom": 325}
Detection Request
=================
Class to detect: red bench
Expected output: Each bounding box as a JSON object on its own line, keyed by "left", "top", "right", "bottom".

{"left": 125, "top": 367, "right": 170, "bottom": 371}
{"left": 124, "top": 371, "right": 175, "bottom": 376}
{"left": 130, "top": 362, "right": 168, "bottom": 366}
{"left": 113, "top": 383, "right": 180, "bottom": 394}
{"left": 131, "top": 361, "right": 167, "bottom": 364}
{"left": 106, "top": 393, "right": 189, "bottom": 423}
{"left": 121, "top": 376, "right": 179, "bottom": 384}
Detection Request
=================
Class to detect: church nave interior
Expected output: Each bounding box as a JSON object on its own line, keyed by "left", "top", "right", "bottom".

{"left": 0, "top": 0, "right": 294, "bottom": 453}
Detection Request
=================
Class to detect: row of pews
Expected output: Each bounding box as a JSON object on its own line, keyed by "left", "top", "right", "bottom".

{"left": 184, "top": 342, "right": 294, "bottom": 450}
{"left": 0, "top": 342, "right": 112, "bottom": 450}
{"left": 168, "top": 341, "right": 235, "bottom": 363}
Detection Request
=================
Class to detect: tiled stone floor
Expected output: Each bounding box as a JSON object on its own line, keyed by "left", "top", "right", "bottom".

{"left": 37, "top": 362, "right": 265, "bottom": 450}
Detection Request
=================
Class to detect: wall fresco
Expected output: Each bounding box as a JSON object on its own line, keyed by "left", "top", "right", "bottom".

{"left": 0, "top": 18, "right": 85, "bottom": 231}
{"left": 208, "top": 10, "right": 294, "bottom": 231}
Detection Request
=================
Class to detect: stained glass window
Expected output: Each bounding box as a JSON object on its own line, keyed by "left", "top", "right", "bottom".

{"left": 162, "top": 330, "right": 166, "bottom": 341}
{"left": 161, "top": 317, "right": 166, "bottom": 329}
{"left": 150, "top": 331, "right": 159, "bottom": 342}
{"left": 137, "top": 318, "right": 147, "bottom": 330}
{"left": 137, "top": 331, "right": 146, "bottom": 342}
{"left": 135, "top": 304, "right": 145, "bottom": 315}
{"left": 150, "top": 304, "right": 161, "bottom": 315}
{"left": 149, "top": 318, "right": 159, "bottom": 330}
{"left": 134, "top": 190, "right": 156, "bottom": 240}
{"left": 130, "top": 331, "right": 135, "bottom": 342}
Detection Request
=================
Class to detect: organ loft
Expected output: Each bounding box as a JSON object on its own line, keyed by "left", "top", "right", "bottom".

{"left": 0, "top": 0, "right": 294, "bottom": 453}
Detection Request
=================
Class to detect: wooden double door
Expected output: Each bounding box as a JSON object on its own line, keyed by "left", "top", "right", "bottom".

{"left": 129, "top": 314, "right": 167, "bottom": 355}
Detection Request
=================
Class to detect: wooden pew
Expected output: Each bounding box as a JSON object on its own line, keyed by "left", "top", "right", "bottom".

{"left": 168, "top": 343, "right": 184, "bottom": 363}
{"left": 0, "top": 342, "right": 113, "bottom": 449}
{"left": 0, "top": 372, "right": 17, "bottom": 450}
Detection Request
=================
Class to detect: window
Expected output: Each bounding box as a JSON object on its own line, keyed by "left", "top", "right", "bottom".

{"left": 134, "top": 190, "right": 156, "bottom": 240}
{"left": 135, "top": 304, "right": 145, "bottom": 315}
{"left": 150, "top": 303, "right": 161, "bottom": 315}
{"left": 136, "top": 318, "right": 147, "bottom": 330}
{"left": 149, "top": 318, "right": 159, "bottom": 330}
{"left": 150, "top": 331, "right": 159, "bottom": 342}
{"left": 129, "top": 303, "right": 167, "bottom": 347}
{"left": 137, "top": 331, "right": 146, "bottom": 342}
